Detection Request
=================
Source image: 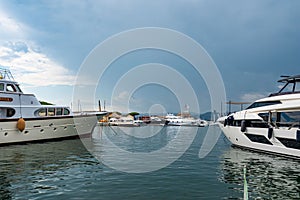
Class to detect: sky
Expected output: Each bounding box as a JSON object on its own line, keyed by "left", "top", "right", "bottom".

{"left": 0, "top": 0, "right": 299, "bottom": 115}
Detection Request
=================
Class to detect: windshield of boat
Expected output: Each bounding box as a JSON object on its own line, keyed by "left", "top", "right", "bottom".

{"left": 247, "top": 100, "right": 281, "bottom": 109}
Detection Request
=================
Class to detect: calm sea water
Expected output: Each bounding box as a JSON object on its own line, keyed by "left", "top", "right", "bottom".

{"left": 0, "top": 126, "right": 300, "bottom": 199}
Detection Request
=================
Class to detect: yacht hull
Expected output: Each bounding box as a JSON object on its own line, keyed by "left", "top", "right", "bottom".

{"left": 219, "top": 123, "right": 300, "bottom": 159}
{"left": 0, "top": 115, "right": 100, "bottom": 145}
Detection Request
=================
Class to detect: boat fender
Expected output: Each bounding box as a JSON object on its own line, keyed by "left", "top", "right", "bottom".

{"left": 241, "top": 120, "right": 246, "bottom": 132}
{"left": 17, "top": 118, "right": 26, "bottom": 132}
{"left": 224, "top": 118, "right": 227, "bottom": 127}
{"left": 268, "top": 127, "right": 273, "bottom": 139}
{"left": 296, "top": 130, "right": 300, "bottom": 142}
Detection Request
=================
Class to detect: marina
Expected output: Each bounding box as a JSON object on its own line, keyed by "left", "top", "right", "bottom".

{"left": 0, "top": 68, "right": 299, "bottom": 199}
{"left": 0, "top": 1, "right": 299, "bottom": 198}
{"left": 0, "top": 67, "right": 299, "bottom": 199}
{"left": 101, "top": 113, "right": 208, "bottom": 127}
{"left": 0, "top": 126, "right": 300, "bottom": 199}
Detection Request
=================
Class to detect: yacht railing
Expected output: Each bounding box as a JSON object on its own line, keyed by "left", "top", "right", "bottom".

{"left": 0, "top": 67, "right": 15, "bottom": 81}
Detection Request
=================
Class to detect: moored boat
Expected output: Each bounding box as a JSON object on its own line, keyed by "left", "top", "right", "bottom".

{"left": 108, "top": 117, "right": 144, "bottom": 127}
{"left": 218, "top": 75, "right": 300, "bottom": 159}
{"left": 165, "top": 113, "right": 208, "bottom": 127}
{"left": 0, "top": 68, "right": 106, "bottom": 145}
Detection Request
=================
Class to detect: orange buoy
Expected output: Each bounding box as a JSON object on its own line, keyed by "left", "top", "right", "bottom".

{"left": 17, "top": 118, "right": 26, "bottom": 132}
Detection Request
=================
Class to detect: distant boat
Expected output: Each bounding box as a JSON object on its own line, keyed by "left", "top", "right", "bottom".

{"left": 149, "top": 116, "right": 166, "bottom": 125}
{"left": 217, "top": 75, "right": 300, "bottom": 159}
{"left": 108, "top": 117, "right": 144, "bottom": 127}
{"left": 165, "top": 114, "right": 208, "bottom": 127}
{"left": 0, "top": 67, "right": 107, "bottom": 145}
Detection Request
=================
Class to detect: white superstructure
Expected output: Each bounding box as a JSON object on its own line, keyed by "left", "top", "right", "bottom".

{"left": 165, "top": 113, "right": 208, "bottom": 127}
{"left": 0, "top": 68, "right": 106, "bottom": 145}
{"left": 218, "top": 75, "right": 300, "bottom": 158}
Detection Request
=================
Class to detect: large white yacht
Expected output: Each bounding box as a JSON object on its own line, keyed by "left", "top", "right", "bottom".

{"left": 218, "top": 75, "right": 300, "bottom": 158}
{"left": 0, "top": 68, "right": 106, "bottom": 145}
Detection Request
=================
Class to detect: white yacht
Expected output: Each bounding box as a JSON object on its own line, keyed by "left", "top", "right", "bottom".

{"left": 108, "top": 117, "right": 144, "bottom": 127}
{"left": 218, "top": 75, "right": 300, "bottom": 158}
{"left": 0, "top": 68, "right": 106, "bottom": 145}
{"left": 165, "top": 113, "right": 208, "bottom": 127}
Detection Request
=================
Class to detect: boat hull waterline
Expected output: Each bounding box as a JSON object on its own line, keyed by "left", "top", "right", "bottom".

{"left": 220, "top": 125, "right": 300, "bottom": 159}
{"left": 0, "top": 115, "right": 99, "bottom": 145}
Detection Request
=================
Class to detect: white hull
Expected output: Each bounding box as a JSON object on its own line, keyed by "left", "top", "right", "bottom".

{"left": 166, "top": 122, "right": 205, "bottom": 127}
{"left": 219, "top": 124, "right": 300, "bottom": 159}
{"left": 165, "top": 114, "right": 208, "bottom": 127}
{"left": 0, "top": 115, "right": 99, "bottom": 145}
{"left": 109, "top": 123, "right": 140, "bottom": 127}
{"left": 217, "top": 75, "right": 300, "bottom": 159}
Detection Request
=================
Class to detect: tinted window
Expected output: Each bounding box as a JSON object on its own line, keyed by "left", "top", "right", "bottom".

{"left": 56, "top": 108, "right": 63, "bottom": 115}
{"left": 36, "top": 108, "right": 47, "bottom": 116}
{"left": 6, "top": 84, "right": 16, "bottom": 92}
{"left": 0, "top": 83, "right": 4, "bottom": 91}
{"left": 247, "top": 101, "right": 281, "bottom": 109}
{"left": 48, "top": 108, "right": 55, "bottom": 116}
{"left": 280, "top": 112, "right": 300, "bottom": 123}
{"left": 63, "top": 108, "right": 70, "bottom": 115}
{"left": 6, "top": 108, "right": 15, "bottom": 117}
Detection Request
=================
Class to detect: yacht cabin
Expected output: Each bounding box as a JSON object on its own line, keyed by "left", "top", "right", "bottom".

{"left": 0, "top": 69, "right": 71, "bottom": 119}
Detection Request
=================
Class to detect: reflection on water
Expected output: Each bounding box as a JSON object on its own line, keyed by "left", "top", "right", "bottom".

{"left": 0, "top": 139, "right": 97, "bottom": 200}
{"left": 1, "top": 126, "right": 300, "bottom": 199}
{"left": 89, "top": 125, "right": 199, "bottom": 173}
{"left": 220, "top": 146, "right": 300, "bottom": 199}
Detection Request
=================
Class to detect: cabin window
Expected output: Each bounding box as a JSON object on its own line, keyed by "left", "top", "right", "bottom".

{"left": 48, "top": 108, "right": 55, "bottom": 116}
{"left": 247, "top": 101, "right": 281, "bottom": 109}
{"left": 279, "top": 112, "right": 300, "bottom": 123}
{"left": 6, "top": 108, "right": 15, "bottom": 117}
{"left": 63, "top": 108, "right": 70, "bottom": 115}
{"left": 245, "top": 134, "right": 273, "bottom": 145}
{"left": 0, "top": 83, "right": 4, "bottom": 91}
{"left": 276, "top": 111, "right": 300, "bottom": 128}
{"left": 6, "top": 84, "right": 16, "bottom": 92}
{"left": 258, "top": 113, "right": 269, "bottom": 122}
{"left": 259, "top": 111, "right": 300, "bottom": 128}
{"left": 35, "top": 108, "right": 47, "bottom": 116}
{"left": 229, "top": 119, "right": 269, "bottom": 128}
{"left": 56, "top": 108, "right": 63, "bottom": 116}
{"left": 258, "top": 112, "right": 277, "bottom": 122}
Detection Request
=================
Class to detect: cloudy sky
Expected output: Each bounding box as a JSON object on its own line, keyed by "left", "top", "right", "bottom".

{"left": 0, "top": 0, "right": 299, "bottom": 114}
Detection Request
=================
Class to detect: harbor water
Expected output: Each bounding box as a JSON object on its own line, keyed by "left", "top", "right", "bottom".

{"left": 0, "top": 126, "right": 300, "bottom": 199}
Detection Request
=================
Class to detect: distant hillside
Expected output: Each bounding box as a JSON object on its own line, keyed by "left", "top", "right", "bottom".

{"left": 200, "top": 111, "right": 219, "bottom": 121}
{"left": 200, "top": 112, "right": 212, "bottom": 121}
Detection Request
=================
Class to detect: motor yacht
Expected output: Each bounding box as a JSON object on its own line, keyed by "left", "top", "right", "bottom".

{"left": 108, "top": 117, "right": 144, "bottom": 127}
{"left": 165, "top": 113, "right": 208, "bottom": 127}
{"left": 0, "top": 68, "right": 106, "bottom": 145}
{"left": 218, "top": 75, "right": 300, "bottom": 158}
